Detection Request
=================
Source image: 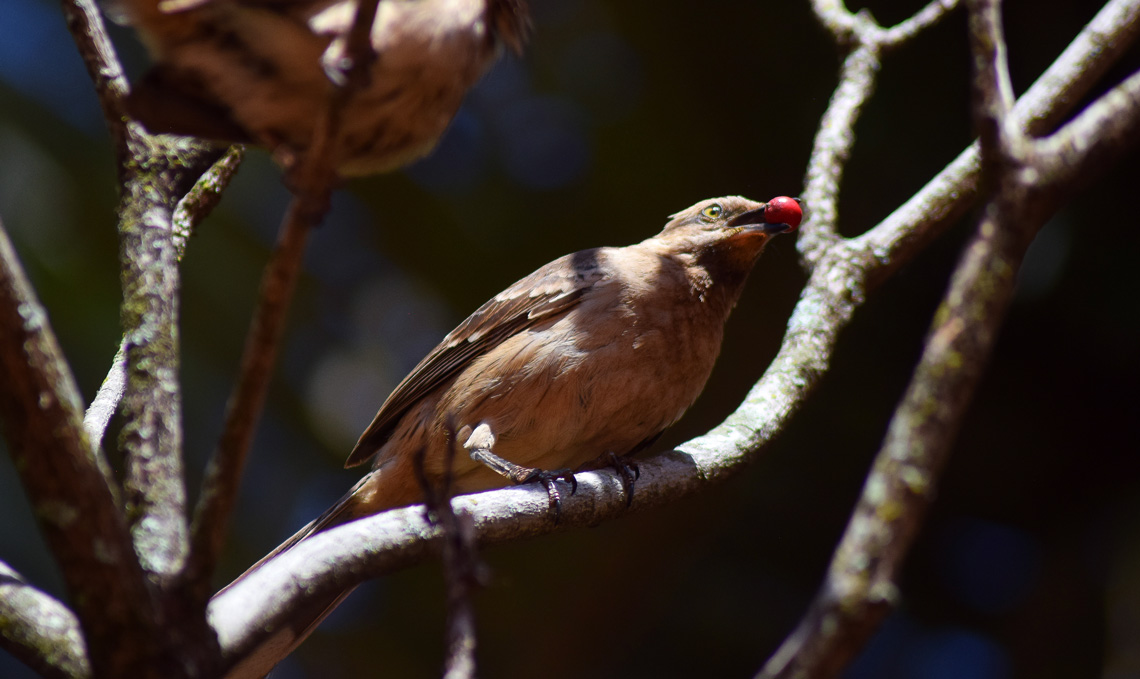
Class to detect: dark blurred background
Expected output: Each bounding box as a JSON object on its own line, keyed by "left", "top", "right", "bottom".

{"left": 1, "top": 1, "right": 1139, "bottom": 677}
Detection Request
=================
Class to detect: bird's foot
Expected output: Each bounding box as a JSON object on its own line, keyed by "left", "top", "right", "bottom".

{"left": 580, "top": 452, "right": 640, "bottom": 507}
{"left": 468, "top": 448, "right": 577, "bottom": 522}
{"left": 515, "top": 467, "right": 577, "bottom": 523}
{"left": 610, "top": 452, "right": 640, "bottom": 507}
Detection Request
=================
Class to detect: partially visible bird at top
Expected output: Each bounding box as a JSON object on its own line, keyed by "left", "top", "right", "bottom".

{"left": 109, "top": 0, "right": 530, "bottom": 176}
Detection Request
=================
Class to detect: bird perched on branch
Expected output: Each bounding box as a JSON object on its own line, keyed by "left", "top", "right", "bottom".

{"left": 112, "top": 0, "right": 529, "bottom": 176}
{"left": 220, "top": 194, "right": 803, "bottom": 679}
{"left": 340, "top": 194, "right": 804, "bottom": 514}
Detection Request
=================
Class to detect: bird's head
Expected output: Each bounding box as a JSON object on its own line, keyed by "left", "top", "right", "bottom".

{"left": 655, "top": 195, "right": 802, "bottom": 267}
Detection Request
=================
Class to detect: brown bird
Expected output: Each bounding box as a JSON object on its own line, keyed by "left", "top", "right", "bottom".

{"left": 219, "top": 194, "right": 802, "bottom": 678}
{"left": 114, "top": 0, "right": 529, "bottom": 176}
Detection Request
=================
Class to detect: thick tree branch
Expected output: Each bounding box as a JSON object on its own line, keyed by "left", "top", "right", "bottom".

{"left": 0, "top": 214, "right": 158, "bottom": 677}
{"left": 108, "top": 109, "right": 238, "bottom": 595}
{"left": 0, "top": 560, "right": 88, "bottom": 679}
{"left": 85, "top": 147, "right": 244, "bottom": 450}
{"left": 116, "top": 138, "right": 218, "bottom": 580}
{"left": 115, "top": 136, "right": 233, "bottom": 585}
{"left": 210, "top": 461, "right": 699, "bottom": 672}
{"left": 61, "top": 0, "right": 212, "bottom": 584}
{"left": 59, "top": 0, "right": 240, "bottom": 673}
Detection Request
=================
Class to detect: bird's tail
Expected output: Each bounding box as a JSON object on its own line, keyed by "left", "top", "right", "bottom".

{"left": 218, "top": 466, "right": 419, "bottom": 679}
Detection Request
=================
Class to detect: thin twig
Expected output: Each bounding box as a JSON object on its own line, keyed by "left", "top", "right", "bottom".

{"left": 173, "top": 146, "right": 247, "bottom": 258}
{"left": 879, "top": 0, "right": 959, "bottom": 46}
{"left": 798, "top": 44, "right": 880, "bottom": 257}
{"left": 58, "top": 0, "right": 138, "bottom": 504}
{"left": 414, "top": 421, "right": 483, "bottom": 679}
{"left": 809, "top": 0, "right": 959, "bottom": 50}
{"left": 186, "top": 0, "right": 384, "bottom": 604}
{"left": 968, "top": 0, "right": 1018, "bottom": 161}
{"left": 187, "top": 197, "right": 316, "bottom": 600}
{"left": 799, "top": 0, "right": 960, "bottom": 262}
{"left": 84, "top": 339, "right": 128, "bottom": 448}
{"left": 59, "top": 0, "right": 130, "bottom": 158}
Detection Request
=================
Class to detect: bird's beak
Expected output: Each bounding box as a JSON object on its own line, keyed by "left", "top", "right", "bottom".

{"left": 727, "top": 207, "right": 794, "bottom": 235}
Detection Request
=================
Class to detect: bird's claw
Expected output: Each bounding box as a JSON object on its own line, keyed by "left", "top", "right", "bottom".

{"left": 605, "top": 452, "right": 640, "bottom": 507}
{"left": 516, "top": 467, "right": 577, "bottom": 523}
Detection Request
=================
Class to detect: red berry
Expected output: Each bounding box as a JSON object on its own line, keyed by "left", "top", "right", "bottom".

{"left": 764, "top": 196, "right": 803, "bottom": 232}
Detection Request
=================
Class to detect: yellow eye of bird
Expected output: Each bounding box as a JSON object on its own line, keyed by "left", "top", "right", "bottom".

{"left": 701, "top": 204, "right": 722, "bottom": 220}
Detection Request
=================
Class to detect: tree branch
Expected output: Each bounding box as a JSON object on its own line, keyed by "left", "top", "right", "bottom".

{"left": 800, "top": 0, "right": 959, "bottom": 260}
{"left": 83, "top": 340, "right": 128, "bottom": 450}
{"left": 60, "top": 0, "right": 241, "bottom": 672}
{"left": 187, "top": 195, "right": 316, "bottom": 603}
{"left": 855, "top": 0, "right": 1140, "bottom": 282}
{"left": 756, "top": 1, "right": 1140, "bottom": 676}
{"left": 58, "top": 0, "right": 130, "bottom": 159}
{"left": 969, "top": 0, "right": 1018, "bottom": 160}
{"left": 62, "top": 0, "right": 233, "bottom": 584}
{"left": 172, "top": 147, "right": 247, "bottom": 259}
{"left": 415, "top": 427, "right": 482, "bottom": 679}
{"left": 116, "top": 138, "right": 222, "bottom": 580}
{"left": 798, "top": 43, "right": 879, "bottom": 255}
{"left": 0, "top": 560, "right": 88, "bottom": 679}
{"left": 1034, "top": 68, "right": 1140, "bottom": 184}
{"left": 0, "top": 214, "right": 158, "bottom": 677}
{"left": 85, "top": 147, "right": 244, "bottom": 450}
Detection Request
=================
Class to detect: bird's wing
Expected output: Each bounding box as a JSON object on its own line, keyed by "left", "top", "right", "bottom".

{"left": 345, "top": 247, "right": 607, "bottom": 467}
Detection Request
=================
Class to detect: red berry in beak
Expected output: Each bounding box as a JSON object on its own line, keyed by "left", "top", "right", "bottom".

{"left": 764, "top": 196, "right": 803, "bottom": 232}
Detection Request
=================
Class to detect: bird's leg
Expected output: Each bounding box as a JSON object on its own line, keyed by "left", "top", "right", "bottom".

{"left": 578, "top": 451, "right": 641, "bottom": 507}
{"left": 467, "top": 447, "right": 577, "bottom": 521}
